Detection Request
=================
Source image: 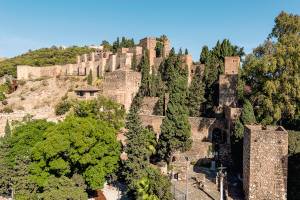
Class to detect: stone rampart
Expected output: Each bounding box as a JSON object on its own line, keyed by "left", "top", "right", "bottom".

{"left": 243, "top": 125, "right": 288, "bottom": 200}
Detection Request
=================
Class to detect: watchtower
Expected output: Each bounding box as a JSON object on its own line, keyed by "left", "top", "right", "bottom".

{"left": 243, "top": 125, "right": 288, "bottom": 200}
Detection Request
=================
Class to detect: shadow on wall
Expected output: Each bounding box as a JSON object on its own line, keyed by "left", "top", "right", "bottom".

{"left": 288, "top": 153, "right": 299, "bottom": 200}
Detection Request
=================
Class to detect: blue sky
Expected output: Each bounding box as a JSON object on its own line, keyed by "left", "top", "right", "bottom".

{"left": 0, "top": 0, "right": 299, "bottom": 60}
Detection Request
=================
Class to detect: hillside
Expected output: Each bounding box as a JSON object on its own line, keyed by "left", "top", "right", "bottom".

{"left": 0, "top": 46, "right": 93, "bottom": 77}
{"left": 0, "top": 76, "right": 86, "bottom": 136}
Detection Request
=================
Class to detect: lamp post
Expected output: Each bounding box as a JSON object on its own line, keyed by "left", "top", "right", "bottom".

{"left": 185, "top": 156, "right": 189, "bottom": 200}
{"left": 217, "top": 165, "right": 227, "bottom": 200}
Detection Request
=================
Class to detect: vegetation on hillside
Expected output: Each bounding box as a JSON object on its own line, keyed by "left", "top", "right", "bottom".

{"left": 0, "top": 46, "right": 93, "bottom": 77}
{"left": 0, "top": 96, "right": 125, "bottom": 199}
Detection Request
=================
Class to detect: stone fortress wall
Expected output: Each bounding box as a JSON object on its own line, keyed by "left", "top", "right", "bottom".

{"left": 14, "top": 36, "right": 289, "bottom": 199}
{"left": 243, "top": 125, "right": 288, "bottom": 200}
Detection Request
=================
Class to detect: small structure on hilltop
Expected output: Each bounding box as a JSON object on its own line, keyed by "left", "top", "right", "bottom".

{"left": 74, "top": 86, "right": 100, "bottom": 100}
{"left": 243, "top": 125, "right": 288, "bottom": 200}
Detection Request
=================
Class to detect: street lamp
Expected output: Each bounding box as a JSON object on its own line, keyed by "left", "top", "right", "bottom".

{"left": 185, "top": 156, "right": 189, "bottom": 200}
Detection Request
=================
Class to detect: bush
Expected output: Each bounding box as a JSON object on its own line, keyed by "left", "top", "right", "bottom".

{"left": 0, "top": 92, "right": 5, "bottom": 101}
{"left": 55, "top": 100, "right": 72, "bottom": 116}
{"left": 18, "top": 80, "right": 26, "bottom": 86}
{"left": 1, "top": 106, "right": 13, "bottom": 113}
{"left": 2, "top": 99, "right": 8, "bottom": 105}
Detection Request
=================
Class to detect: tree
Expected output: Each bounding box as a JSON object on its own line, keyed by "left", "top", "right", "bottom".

{"left": 153, "top": 92, "right": 165, "bottom": 116}
{"left": 30, "top": 117, "right": 121, "bottom": 190}
{"left": 0, "top": 120, "right": 54, "bottom": 198}
{"left": 203, "top": 40, "right": 244, "bottom": 115}
{"left": 243, "top": 12, "right": 300, "bottom": 124}
{"left": 101, "top": 40, "right": 112, "bottom": 51}
{"left": 184, "top": 48, "right": 189, "bottom": 55}
{"left": 38, "top": 176, "right": 87, "bottom": 200}
{"left": 187, "top": 65, "right": 205, "bottom": 117}
{"left": 87, "top": 69, "right": 93, "bottom": 85}
{"left": 140, "top": 50, "right": 151, "bottom": 96}
{"left": 157, "top": 55, "right": 192, "bottom": 161}
{"left": 200, "top": 45, "right": 210, "bottom": 64}
{"left": 241, "top": 100, "right": 256, "bottom": 125}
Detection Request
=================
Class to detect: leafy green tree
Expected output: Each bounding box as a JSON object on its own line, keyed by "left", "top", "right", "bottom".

{"left": 0, "top": 120, "right": 54, "bottom": 198}
{"left": 112, "top": 37, "right": 120, "bottom": 53}
{"left": 187, "top": 65, "right": 205, "bottom": 117}
{"left": 158, "top": 55, "right": 192, "bottom": 161}
{"left": 38, "top": 176, "right": 87, "bottom": 200}
{"left": 101, "top": 40, "right": 112, "bottom": 51}
{"left": 55, "top": 100, "right": 72, "bottom": 116}
{"left": 30, "top": 117, "right": 121, "bottom": 190}
{"left": 73, "top": 96, "right": 126, "bottom": 130}
{"left": 243, "top": 12, "right": 300, "bottom": 124}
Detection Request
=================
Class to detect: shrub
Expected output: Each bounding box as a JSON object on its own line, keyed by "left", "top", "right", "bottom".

{"left": 55, "top": 100, "right": 72, "bottom": 115}
{"left": 18, "top": 80, "right": 26, "bottom": 86}
{"left": 0, "top": 92, "right": 5, "bottom": 101}
{"left": 1, "top": 106, "right": 13, "bottom": 113}
{"left": 2, "top": 99, "right": 8, "bottom": 105}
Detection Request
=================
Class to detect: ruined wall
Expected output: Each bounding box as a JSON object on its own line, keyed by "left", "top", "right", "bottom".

{"left": 102, "top": 69, "right": 141, "bottom": 111}
{"left": 218, "top": 56, "right": 240, "bottom": 107}
{"left": 140, "top": 97, "right": 159, "bottom": 115}
{"left": 224, "top": 56, "right": 239, "bottom": 75}
{"left": 139, "top": 37, "right": 157, "bottom": 66}
{"left": 243, "top": 125, "right": 288, "bottom": 200}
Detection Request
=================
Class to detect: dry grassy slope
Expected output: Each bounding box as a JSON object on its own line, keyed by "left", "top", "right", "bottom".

{"left": 0, "top": 77, "right": 85, "bottom": 136}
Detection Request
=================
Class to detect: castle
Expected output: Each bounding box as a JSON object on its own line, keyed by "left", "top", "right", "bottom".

{"left": 15, "top": 36, "right": 288, "bottom": 200}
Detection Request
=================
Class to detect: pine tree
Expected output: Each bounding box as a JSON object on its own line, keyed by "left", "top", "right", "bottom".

{"left": 87, "top": 69, "right": 93, "bottom": 85}
{"left": 158, "top": 56, "right": 192, "bottom": 161}
{"left": 187, "top": 65, "right": 205, "bottom": 117}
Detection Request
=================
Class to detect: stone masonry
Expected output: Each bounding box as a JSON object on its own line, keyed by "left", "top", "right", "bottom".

{"left": 243, "top": 125, "right": 288, "bottom": 200}
{"left": 219, "top": 56, "right": 240, "bottom": 107}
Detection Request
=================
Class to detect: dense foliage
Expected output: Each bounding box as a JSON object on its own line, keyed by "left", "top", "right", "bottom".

{"left": 187, "top": 65, "right": 205, "bottom": 117}
{"left": 243, "top": 11, "right": 300, "bottom": 125}
{"left": 0, "top": 46, "right": 93, "bottom": 77}
{"left": 201, "top": 39, "right": 244, "bottom": 114}
{"left": 0, "top": 96, "right": 125, "bottom": 199}
{"left": 123, "top": 94, "right": 172, "bottom": 199}
{"left": 157, "top": 50, "right": 192, "bottom": 161}
{"left": 30, "top": 116, "right": 120, "bottom": 190}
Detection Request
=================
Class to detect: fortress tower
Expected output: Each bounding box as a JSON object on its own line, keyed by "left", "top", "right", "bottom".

{"left": 219, "top": 56, "right": 240, "bottom": 107}
{"left": 243, "top": 125, "right": 288, "bottom": 200}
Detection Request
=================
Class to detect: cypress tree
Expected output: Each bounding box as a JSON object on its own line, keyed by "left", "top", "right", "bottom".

{"left": 200, "top": 45, "right": 210, "bottom": 64}
{"left": 187, "top": 65, "right": 206, "bottom": 117}
{"left": 157, "top": 56, "right": 192, "bottom": 161}
{"left": 241, "top": 100, "right": 256, "bottom": 124}
{"left": 87, "top": 69, "right": 93, "bottom": 85}
{"left": 140, "top": 50, "right": 151, "bottom": 96}
{"left": 178, "top": 48, "right": 183, "bottom": 56}
{"left": 184, "top": 48, "right": 189, "bottom": 55}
